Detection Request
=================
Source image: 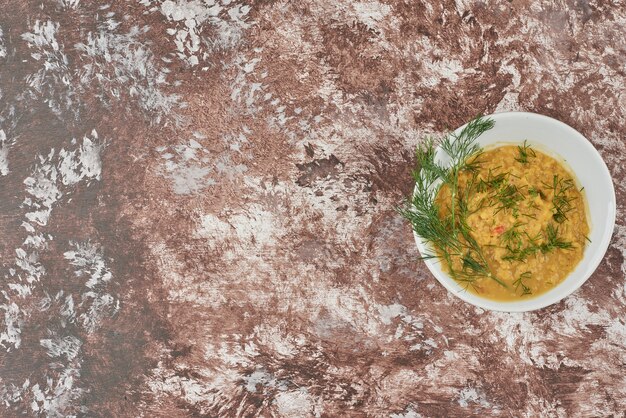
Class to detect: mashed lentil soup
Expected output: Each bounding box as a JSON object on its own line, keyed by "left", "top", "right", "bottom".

{"left": 435, "top": 144, "right": 589, "bottom": 301}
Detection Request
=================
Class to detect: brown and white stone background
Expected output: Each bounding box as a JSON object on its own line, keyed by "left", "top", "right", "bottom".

{"left": 0, "top": 0, "right": 625, "bottom": 416}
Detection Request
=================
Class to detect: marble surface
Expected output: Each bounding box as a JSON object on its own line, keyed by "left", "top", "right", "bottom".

{"left": 0, "top": 0, "right": 625, "bottom": 416}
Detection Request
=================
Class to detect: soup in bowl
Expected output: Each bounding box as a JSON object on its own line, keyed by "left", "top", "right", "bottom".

{"left": 402, "top": 112, "right": 615, "bottom": 312}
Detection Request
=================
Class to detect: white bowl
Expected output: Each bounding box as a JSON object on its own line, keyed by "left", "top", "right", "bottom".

{"left": 413, "top": 112, "right": 616, "bottom": 312}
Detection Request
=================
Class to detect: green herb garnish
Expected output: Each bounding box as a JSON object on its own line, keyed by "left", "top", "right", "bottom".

{"left": 514, "top": 140, "right": 536, "bottom": 164}
{"left": 541, "top": 223, "right": 573, "bottom": 252}
{"left": 492, "top": 183, "right": 524, "bottom": 215}
{"left": 502, "top": 223, "right": 572, "bottom": 261}
{"left": 399, "top": 116, "right": 507, "bottom": 289}
{"left": 477, "top": 168, "right": 508, "bottom": 193}
{"left": 501, "top": 222, "right": 525, "bottom": 250}
{"left": 513, "top": 271, "right": 532, "bottom": 295}
{"left": 544, "top": 174, "right": 576, "bottom": 223}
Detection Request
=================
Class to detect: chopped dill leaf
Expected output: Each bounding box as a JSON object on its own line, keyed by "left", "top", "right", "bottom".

{"left": 544, "top": 174, "right": 576, "bottom": 223}
{"left": 540, "top": 223, "right": 573, "bottom": 253}
{"left": 501, "top": 222, "right": 525, "bottom": 250}
{"left": 502, "top": 225, "right": 572, "bottom": 262}
{"left": 514, "top": 140, "right": 536, "bottom": 164}
{"left": 513, "top": 271, "right": 533, "bottom": 295}
{"left": 492, "top": 183, "right": 524, "bottom": 215}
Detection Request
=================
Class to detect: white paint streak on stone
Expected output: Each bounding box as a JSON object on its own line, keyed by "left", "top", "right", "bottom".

{"left": 0, "top": 25, "right": 6, "bottom": 59}
{"left": 38, "top": 291, "right": 76, "bottom": 328}
{"left": 8, "top": 239, "right": 116, "bottom": 414}
{"left": 13, "top": 132, "right": 104, "bottom": 291}
{"left": 23, "top": 150, "right": 62, "bottom": 227}
{"left": 500, "top": 60, "right": 522, "bottom": 88}
{"left": 75, "top": 24, "right": 180, "bottom": 124}
{"left": 58, "top": 130, "right": 104, "bottom": 186}
{"left": 491, "top": 312, "right": 542, "bottom": 365}
{"left": 494, "top": 91, "right": 521, "bottom": 113}
{"left": 608, "top": 223, "right": 626, "bottom": 304}
{"left": 377, "top": 303, "right": 435, "bottom": 352}
{"left": 157, "top": 0, "right": 251, "bottom": 65}
{"left": 29, "top": 366, "right": 84, "bottom": 416}
{"left": 390, "top": 406, "right": 423, "bottom": 418}
{"left": 228, "top": 204, "right": 277, "bottom": 247}
{"left": 64, "top": 241, "right": 112, "bottom": 289}
{"left": 0, "top": 132, "right": 109, "bottom": 418}
{"left": 453, "top": 0, "right": 468, "bottom": 14}
{"left": 458, "top": 385, "right": 492, "bottom": 408}
{"left": 7, "top": 283, "right": 33, "bottom": 298}
{"left": 252, "top": 324, "right": 302, "bottom": 359}
{"left": 194, "top": 213, "right": 233, "bottom": 252}
{"left": 80, "top": 292, "right": 118, "bottom": 333}
{"left": 145, "top": 361, "right": 241, "bottom": 414}
{"left": 15, "top": 246, "right": 45, "bottom": 285}
{"left": 64, "top": 241, "right": 117, "bottom": 333}
{"left": 274, "top": 388, "right": 319, "bottom": 417}
{"left": 60, "top": 294, "right": 76, "bottom": 327}
{"left": 0, "top": 303, "right": 22, "bottom": 350}
{"left": 378, "top": 303, "right": 407, "bottom": 325}
{"left": 243, "top": 370, "right": 287, "bottom": 393}
{"left": 421, "top": 58, "right": 464, "bottom": 87}
{"left": 491, "top": 293, "right": 623, "bottom": 371}
{"left": 214, "top": 153, "right": 248, "bottom": 178}
{"left": 40, "top": 335, "right": 82, "bottom": 361}
{"left": 21, "top": 20, "right": 77, "bottom": 119}
{"left": 159, "top": 138, "right": 213, "bottom": 194}
{"left": 0, "top": 129, "right": 9, "bottom": 176}
{"left": 159, "top": 132, "right": 249, "bottom": 194}
{"left": 58, "top": 0, "right": 81, "bottom": 9}
{"left": 353, "top": 1, "right": 391, "bottom": 32}
{"left": 230, "top": 53, "right": 266, "bottom": 114}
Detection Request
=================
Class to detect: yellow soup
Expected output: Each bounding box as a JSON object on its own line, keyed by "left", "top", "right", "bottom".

{"left": 435, "top": 144, "right": 589, "bottom": 301}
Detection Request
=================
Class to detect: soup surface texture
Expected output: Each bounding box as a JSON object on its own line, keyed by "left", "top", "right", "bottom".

{"left": 435, "top": 144, "right": 589, "bottom": 301}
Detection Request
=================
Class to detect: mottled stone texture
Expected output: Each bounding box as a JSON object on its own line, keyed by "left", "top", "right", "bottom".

{"left": 0, "top": 0, "right": 624, "bottom": 416}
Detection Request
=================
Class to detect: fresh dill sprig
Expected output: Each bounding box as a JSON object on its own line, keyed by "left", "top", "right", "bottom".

{"left": 477, "top": 168, "right": 525, "bottom": 216}
{"left": 440, "top": 117, "right": 494, "bottom": 168}
{"left": 400, "top": 137, "right": 459, "bottom": 257}
{"left": 477, "top": 168, "right": 508, "bottom": 193}
{"left": 541, "top": 223, "right": 573, "bottom": 253}
{"left": 543, "top": 174, "right": 576, "bottom": 223}
{"left": 521, "top": 213, "right": 537, "bottom": 220}
{"left": 502, "top": 231, "right": 541, "bottom": 262}
{"left": 461, "top": 251, "right": 490, "bottom": 278}
{"left": 492, "top": 183, "right": 524, "bottom": 215}
{"left": 440, "top": 118, "right": 493, "bottom": 237}
{"left": 399, "top": 116, "right": 506, "bottom": 289}
{"left": 528, "top": 186, "right": 546, "bottom": 200}
{"left": 501, "top": 222, "right": 525, "bottom": 250}
{"left": 513, "top": 271, "right": 532, "bottom": 295}
{"left": 502, "top": 223, "right": 572, "bottom": 261}
{"left": 514, "top": 140, "right": 536, "bottom": 164}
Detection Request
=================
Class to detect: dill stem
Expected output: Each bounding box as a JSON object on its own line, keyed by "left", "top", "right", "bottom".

{"left": 450, "top": 167, "right": 458, "bottom": 237}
